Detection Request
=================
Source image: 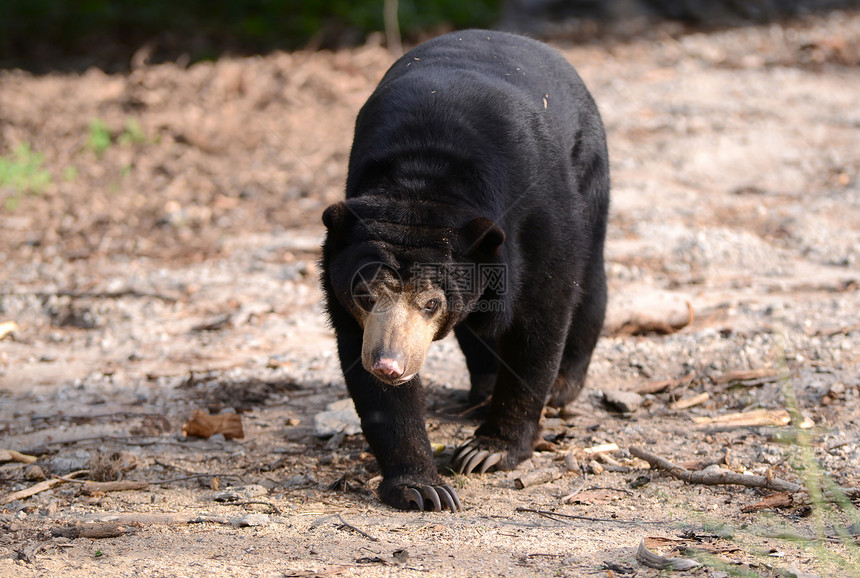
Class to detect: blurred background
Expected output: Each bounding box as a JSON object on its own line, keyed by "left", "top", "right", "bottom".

{"left": 3, "top": 0, "right": 859, "bottom": 71}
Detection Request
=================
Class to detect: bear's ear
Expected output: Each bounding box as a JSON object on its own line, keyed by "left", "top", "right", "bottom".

{"left": 322, "top": 201, "right": 351, "bottom": 230}
{"left": 462, "top": 217, "right": 505, "bottom": 258}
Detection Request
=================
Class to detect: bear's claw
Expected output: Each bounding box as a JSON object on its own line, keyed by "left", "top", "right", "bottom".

{"left": 452, "top": 440, "right": 505, "bottom": 474}
{"left": 400, "top": 483, "right": 461, "bottom": 512}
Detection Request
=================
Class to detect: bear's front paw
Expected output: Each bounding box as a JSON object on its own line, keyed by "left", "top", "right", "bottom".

{"left": 380, "top": 478, "right": 462, "bottom": 512}
{"left": 452, "top": 437, "right": 532, "bottom": 475}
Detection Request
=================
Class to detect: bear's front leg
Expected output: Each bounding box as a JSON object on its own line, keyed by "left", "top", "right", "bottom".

{"left": 337, "top": 332, "right": 461, "bottom": 512}
{"left": 452, "top": 314, "right": 569, "bottom": 475}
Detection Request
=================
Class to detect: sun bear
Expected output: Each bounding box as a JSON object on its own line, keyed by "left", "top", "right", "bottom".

{"left": 321, "top": 29, "right": 609, "bottom": 512}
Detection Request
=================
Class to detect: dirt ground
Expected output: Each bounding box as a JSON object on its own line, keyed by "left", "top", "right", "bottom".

{"left": 2, "top": 10, "right": 860, "bottom": 578}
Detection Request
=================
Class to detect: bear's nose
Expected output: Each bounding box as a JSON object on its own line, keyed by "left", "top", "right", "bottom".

{"left": 371, "top": 352, "right": 405, "bottom": 381}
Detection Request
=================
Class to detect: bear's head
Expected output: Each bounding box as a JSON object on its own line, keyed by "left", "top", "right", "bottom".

{"left": 322, "top": 198, "right": 505, "bottom": 385}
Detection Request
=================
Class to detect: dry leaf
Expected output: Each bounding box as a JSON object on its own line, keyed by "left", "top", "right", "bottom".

{"left": 182, "top": 410, "right": 244, "bottom": 439}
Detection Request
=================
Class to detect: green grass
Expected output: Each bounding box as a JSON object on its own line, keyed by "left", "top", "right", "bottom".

{"left": 118, "top": 118, "right": 146, "bottom": 146}
{"left": 87, "top": 118, "right": 112, "bottom": 157}
{"left": 0, "top": 142, "right": 52, "bottom": 209}
{"left": 88, "top": 117, "right": 149, "bottom": 157}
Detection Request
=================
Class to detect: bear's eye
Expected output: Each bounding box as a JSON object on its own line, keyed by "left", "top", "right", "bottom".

{"left": 423, "top": 298, "right": 439, "bottom": 315}
{"left": 355, "top": 294, "right": 376, "bottom": 312}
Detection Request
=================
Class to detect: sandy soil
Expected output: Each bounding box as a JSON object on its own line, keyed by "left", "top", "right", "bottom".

{"left": 2, "top": 11, "right": 860, "bottom": 577}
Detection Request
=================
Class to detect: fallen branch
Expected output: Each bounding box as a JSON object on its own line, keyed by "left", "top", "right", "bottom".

{"left": 629, "top": 447, "right": 801, "bottom": 493}
{"left": 82, "top": 480, "right": 150, "bottom": 495}
{"left": 1, "top": 470, "right": 88, "bottom": 504}
{"left": 2, "top": 479, "right": 63, "bottom": 504}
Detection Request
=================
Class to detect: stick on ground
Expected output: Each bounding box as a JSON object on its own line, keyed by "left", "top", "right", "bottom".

{"left": 629, "top": 446, "right": 801, "bottom": 493}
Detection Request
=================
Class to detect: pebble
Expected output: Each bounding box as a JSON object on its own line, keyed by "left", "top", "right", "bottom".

{"left": 313, "top": 398, "right": 361, "bottom": 437}
{"left": 601, "top": 390, "right": 643, "bottom": 414}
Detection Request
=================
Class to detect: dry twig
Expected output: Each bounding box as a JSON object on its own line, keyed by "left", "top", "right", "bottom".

{"left": 82, "top": 480, "right": 150, "bottom": 495}
{"left": 515, "top": 507, "right": 666, "bottom": 525}
{"left": 670, "top": 392, "right": 710, "bottom": 410}
{"left": 629, "top": 446, "right": 801, "bottom": 493}
{"left": 0, "top": 449, "right": 37, "bottom": 464}
{"left": 1, "top": 470, "right": 88, "bottom": 504}
{"left": 336, "top": 514, "right": 378, "bottom": 542}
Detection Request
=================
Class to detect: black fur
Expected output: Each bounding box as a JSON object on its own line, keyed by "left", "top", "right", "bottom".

{"left": 321, "top": 29, "right": 609, "bottom": 511}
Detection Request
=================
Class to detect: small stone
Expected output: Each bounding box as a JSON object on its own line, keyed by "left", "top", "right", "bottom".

{"left": 236, "top": 513, "right": 269, "bottom": 527}
{"left": 24, "top": 465, "right": 46, "bottom": 481}
{"left": 602, "top": 390, "right": 643, "bottom": 414}
{"left": 313, "top": 398, "right": 361, "bottom": 437}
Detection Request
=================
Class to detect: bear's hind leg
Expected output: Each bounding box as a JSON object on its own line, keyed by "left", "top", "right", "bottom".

{"left": 455, "top": 324, "right": 499, "bottom": 406}
{"left": 547, "top": 258, "right": 607, "bottom": 408}
{"left": 453, "top": 305, "right": 573, "bottom": 475}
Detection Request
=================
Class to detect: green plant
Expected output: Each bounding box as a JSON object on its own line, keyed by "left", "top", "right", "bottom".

{"left": 444, "top": 467, "right": 467, "bottom": 489}
{"left": 63, "top": 165, "right": 79, "bottom": 181}
{"left": 87, "top": 118, "right": 112, "bottom": 157}
{"left": 0, "top": 142, "right": 52, "bottom": 209}
{"left": 118, "top": 118, "right": 146, "bottom": 145}
{"left": 0, "top": 142, "right": 51, "bottom": 194}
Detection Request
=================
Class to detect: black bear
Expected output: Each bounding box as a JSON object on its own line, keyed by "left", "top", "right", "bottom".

{"left": 321, "top": 29, "right": 609, "bottom": 512}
